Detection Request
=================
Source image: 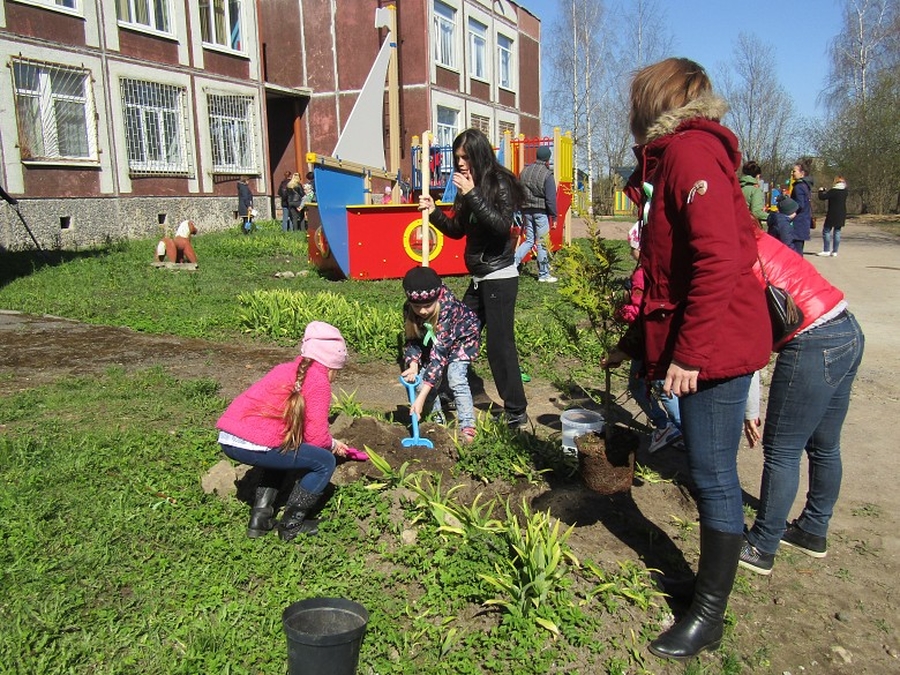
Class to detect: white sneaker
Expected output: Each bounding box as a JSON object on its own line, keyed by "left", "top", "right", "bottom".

{"left": 648, "top": 424, "right": 682, "bottom": 454}
{"left": 538, "top": 275, "right": 558, "bottom": 283}
{"left": 817, "top": 251, "right": 832, "bottom": 257}
{"left": 831, "top": 252, "right": 838, "bottom": 257}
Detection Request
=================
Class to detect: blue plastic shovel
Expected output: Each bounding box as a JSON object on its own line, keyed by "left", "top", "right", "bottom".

{"left": 399, "top": 375, "right": 434, "bottom": 448}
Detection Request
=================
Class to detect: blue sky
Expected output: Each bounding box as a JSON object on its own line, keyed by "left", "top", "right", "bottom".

{"left": 519, "top": 0, "right": 845, "bottom": 120}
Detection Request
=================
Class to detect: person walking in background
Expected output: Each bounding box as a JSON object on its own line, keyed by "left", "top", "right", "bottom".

{"left": 237, "top": 176, "right": 254, "bottom": 234}
{"left": 278, "top": 170, "right": 293, "bottom": 232}
{"left": 818, "top": 176, "right": 848, "bottom": 257}
{"left": 766, "top": 197, "right": 800, "bottom": 251}
{"left": 286, "top": 172, "right": 304, "bottom": 231}
{"left": 418, "top": 128, "right": 530, "bottom": 429}
{"left": 400, "top": 266, "right": 481, "bottom": 443}
{"left": 608, "top": 57, "right": 771, "bottom": 661}
{"left": 611, "top": 222, "right": 683, "bottom": 453}
{"left": 789, "top": 159, "right": 814, "bottom": 254}
{"left": 515, "top": 146, "right": 558, "bottom": 282}
{"left": 740, "top": 161, "right": 768, "bottom": 227}
{"left": 739, "top": 227, "right": 864, "bottom": 576}
{"left": 217, "top": 321, "right": 351, "bottom": 541}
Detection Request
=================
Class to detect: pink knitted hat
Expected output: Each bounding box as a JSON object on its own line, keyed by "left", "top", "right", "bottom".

{"left": 300, "top": 321, "right": 347, "bottom": 370}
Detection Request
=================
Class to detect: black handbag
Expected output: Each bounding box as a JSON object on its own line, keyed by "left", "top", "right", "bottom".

{"left": 758, "top": 254, "right": 804, "bottom": 347}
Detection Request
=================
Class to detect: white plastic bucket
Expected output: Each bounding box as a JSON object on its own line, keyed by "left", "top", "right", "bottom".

{"left": 560, "top": 408, "right": 605, "bottom": 454}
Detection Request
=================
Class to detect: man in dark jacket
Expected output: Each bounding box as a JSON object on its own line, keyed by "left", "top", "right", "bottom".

{"left": 277, "top": 171, "right": 292, "bottom": 232}
{"left": 237, "top": 176, "right": 254, "bottom": 234}
{"left": 515, "top": 146, "right": 558, "bottom": 282}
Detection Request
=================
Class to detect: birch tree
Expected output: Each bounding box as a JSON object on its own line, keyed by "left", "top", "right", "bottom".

{"left": 718, "top": 32, "right": 796, "bottom": 178}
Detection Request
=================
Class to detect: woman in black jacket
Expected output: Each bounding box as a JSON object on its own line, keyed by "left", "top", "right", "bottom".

{"left": 418, "top": 128, "right": 529, "bottom": 428}
{"left": 817, "top": 176, "right": 849, "bottom": 257}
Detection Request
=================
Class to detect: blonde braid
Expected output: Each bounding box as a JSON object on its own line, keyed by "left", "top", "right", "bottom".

{"left": 281, "top": 358, "right": 311, "bottom": 451}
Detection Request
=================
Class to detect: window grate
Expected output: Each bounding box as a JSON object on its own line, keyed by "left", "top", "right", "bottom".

{"left": 11, "top": 57, "right": 97, "bottom": 161}
{"left": 208, "top": 94, "right": 257, "bottom": 174}
{"left": 121, "top": 78, "right": 191, "bottom": 175}
{"left": 471, "top": 113, "right": 491, "bottom": 141}
{"left": 498, "top": 120, "right": 516, "bottom": 140}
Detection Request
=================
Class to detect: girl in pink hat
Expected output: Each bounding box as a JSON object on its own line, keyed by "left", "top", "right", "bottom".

{"left": 217, "top": 321, "right": 355, "bottom": 541}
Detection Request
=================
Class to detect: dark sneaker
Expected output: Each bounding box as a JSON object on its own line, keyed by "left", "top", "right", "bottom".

{"left": 781, "top": 520, "right": 827, "bottom": 558}
{"left": 495, "top": 410, "right": 529, "bottom": 430}
{"left": 739, "top": 538, "right": 774, "bottom": 576}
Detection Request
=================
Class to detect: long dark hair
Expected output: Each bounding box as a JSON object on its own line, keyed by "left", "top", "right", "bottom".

{"left": 451, "top": 128, "right": 524, "bottom": 212}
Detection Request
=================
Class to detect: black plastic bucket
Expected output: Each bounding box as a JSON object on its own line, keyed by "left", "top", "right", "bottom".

{"left": 282, "top": 598, "right": 369, "bottom": 675}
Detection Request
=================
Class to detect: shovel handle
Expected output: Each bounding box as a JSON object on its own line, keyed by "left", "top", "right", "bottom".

{"left": 399, "top": 375, "right": 422, "bottom": 405}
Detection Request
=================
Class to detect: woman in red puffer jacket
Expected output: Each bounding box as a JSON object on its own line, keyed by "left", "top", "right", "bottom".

{"left": 738, "top": 229, "right": 864, "bottom": 577}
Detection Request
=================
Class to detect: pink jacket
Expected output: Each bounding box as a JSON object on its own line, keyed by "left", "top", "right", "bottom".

{"left": 753, "top": 228, "right": 845, "bottom": 349}
{"left": 216, "top": 358, "right": 334, "bottom": 450}
{"left": 618, "top": 266, "right": 644, "bottom": 324}
{"left": 624, "top": 97, "right": 771, "bottom": 380}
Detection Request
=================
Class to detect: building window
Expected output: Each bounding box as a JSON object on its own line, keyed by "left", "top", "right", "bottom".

{"left": 433, "top": 1, "right": 455, "bottom": 69}
{"left": 121, "top": 79, "right": 189, "bottom": 175}
{"left": 498, "top": 34, "right": 513, "bottom": 89}
{"left": 436, "top": 106, "right": 459, "bottom": 150}
{"left": 116, "top": 0, "right": 171, "bottom": 33}
{"left": 21, "top": 0, "right": 77, "bottom": 9}
{"left": 468, "top": 18, "right": 487, "bottom": 80}
{"left": 470, "top": 113, "right": 491, "bottom": 142}
{"left": 498, "top": 120, "right": 516, "bottom": 140}
{"left": 208, "top": 94, "right": 256, "bottom": 173}
{"left": 199, "top": 0, "right": 243, "bottom": 51}
{"left": 11, "top": 59, "right": 97, "bottom": 161}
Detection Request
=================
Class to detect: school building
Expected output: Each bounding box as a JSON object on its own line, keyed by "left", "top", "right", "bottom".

{"left": 0, "top": 0, "right": 543, "bottom": 252}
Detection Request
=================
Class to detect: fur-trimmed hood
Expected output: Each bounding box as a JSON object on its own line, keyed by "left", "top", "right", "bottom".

{"left": 643, "top": 95, "right": 729, "bottom": 144}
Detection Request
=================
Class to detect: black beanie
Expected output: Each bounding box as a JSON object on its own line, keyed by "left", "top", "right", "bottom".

{"left": 403, "top": 266, "right": 442, "bottom": 303}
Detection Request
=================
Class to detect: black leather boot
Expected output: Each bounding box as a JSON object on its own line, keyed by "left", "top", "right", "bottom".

{"left": 649, "top": 527, "right": 742, "bottom": 661}
{"left": 247, "top": 486, "right": 279, "bottom": 538}
{"left": 278, "top": 484, "right": 322, "bottom": 542}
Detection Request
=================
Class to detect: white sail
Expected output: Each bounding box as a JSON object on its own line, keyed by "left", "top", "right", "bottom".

{"left": 331, "top": 9, "right": 393, "bottom": 169}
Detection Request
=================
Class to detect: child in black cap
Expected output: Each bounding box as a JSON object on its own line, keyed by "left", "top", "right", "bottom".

{"left": 401, "top": 266, "right": 481, "bottom": 443}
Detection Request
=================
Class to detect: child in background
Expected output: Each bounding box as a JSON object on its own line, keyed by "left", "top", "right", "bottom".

{"left": 618, "top": 223, "right": 683, "bottom": 453}
{"left": 217, "top": 321, "right": 350, "bottom": 541}
{"left": 400, "top": 266, "right": 481, "bottom": 443}
{"left": 767, "top": 197, "right": 799, "bottom": 251}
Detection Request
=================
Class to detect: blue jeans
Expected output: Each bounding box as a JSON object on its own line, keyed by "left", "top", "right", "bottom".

{"left": 747, "top": 312, "right": 864, "bottom": 554}
{"left": 514, "top": 212, "right": 551, "bottom": 279}
{"left": 822, "top": 225, "right": 842, "bottom": 253}
{"left": 680, "top": 374, "right": 752, "bottom": 535}
{"left": 220, "top": 443, "right": 336, "bottom": 494}
{"left": 629, "top": 359, "right": 680, "bottom": 430}
{"left": 281, "top": 206, "right": 292, "bottom": 232}
{"left": 426, "top": 360, "right": 475, "bottom": 429}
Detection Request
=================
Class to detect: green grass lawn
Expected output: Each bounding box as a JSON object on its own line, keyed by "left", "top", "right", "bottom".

{"left": 0, "top": 223, "right": 697, "bottom": 674}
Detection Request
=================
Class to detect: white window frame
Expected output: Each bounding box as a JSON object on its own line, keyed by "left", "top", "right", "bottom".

{"left": 207, "top": 94, "right": 257, "bottom": 174}
{"left": 468, "top": 18, "right": 487, "bottom": 81}
{"left": 436, "top": 105, "right": 459, "bottom": 151}
{"left": 433, "top": 1, "right": 456, "bottom": 70}
{"left": 121, "top": 78, "right": 190, "bottom": 175}
{"left": 14, "top": 0, "right": 79, "bottom": 13}
{"left": 199, "top": 0, "right": 244, "bottom": 52}
{"left": 116, "top": 0, "right": 172, "bottom": 35}
{"left": 11, "top": 58, "right": 98, "bottom": 162}
{"left": 497, "top": 33, "right": 513, "bottom": 90}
